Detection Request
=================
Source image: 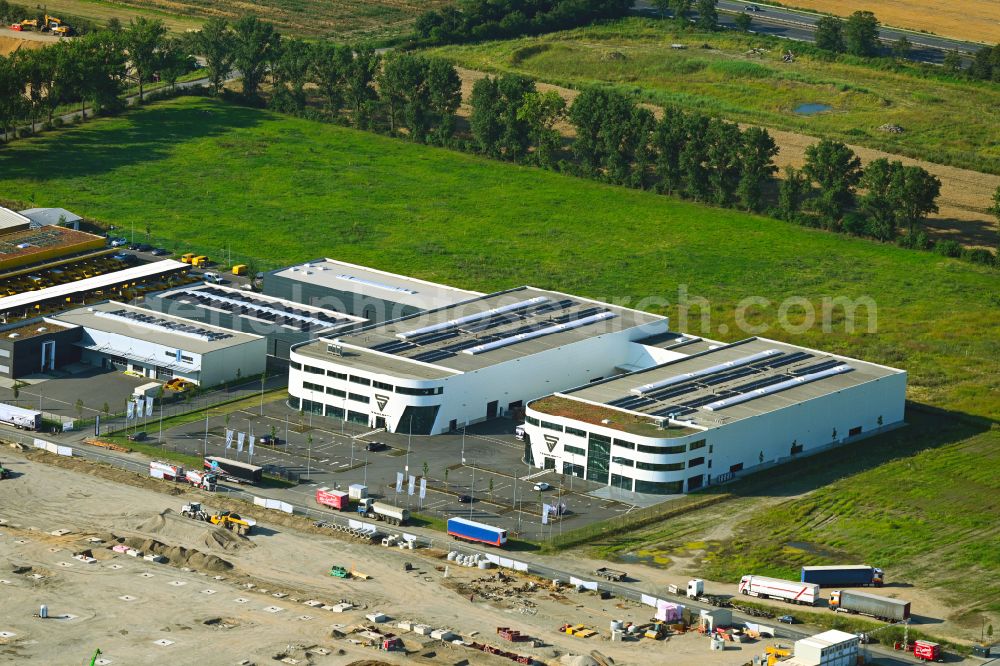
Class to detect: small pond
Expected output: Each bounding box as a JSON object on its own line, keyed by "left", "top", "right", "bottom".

{"left": 794, "top": 103, "right": 832, "bottom": 115}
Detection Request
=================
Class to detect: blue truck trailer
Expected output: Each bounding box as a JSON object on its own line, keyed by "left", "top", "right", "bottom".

{"left": 447, "top": 517, "right": 508, "bottom": 547}
{"left": 801, "top": 565, "right": 883, "bottom": 587}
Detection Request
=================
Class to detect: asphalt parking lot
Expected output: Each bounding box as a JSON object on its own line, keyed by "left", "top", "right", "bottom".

{"left": 0, "top": 367, "right": 149, "bottom": 424}
{"left": 154, "top": 397, "right": 642, "bottom": 542}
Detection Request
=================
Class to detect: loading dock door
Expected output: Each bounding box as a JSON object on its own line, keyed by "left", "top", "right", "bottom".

{"left": 40, "top": 340, "right": 55, "bottom": 371}
{"left": 486, "top": 400, "right": 498, "bottom": 419}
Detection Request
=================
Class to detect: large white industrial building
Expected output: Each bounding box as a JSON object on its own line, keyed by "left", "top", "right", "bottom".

{"left": 51, "top": 301, "right": 266, "bottom": 386}
{"left": 523, "top": 337, "right": 906, "bottom": 494}
{"left": 287, "top": 286, "right": 668, "bottom": 434}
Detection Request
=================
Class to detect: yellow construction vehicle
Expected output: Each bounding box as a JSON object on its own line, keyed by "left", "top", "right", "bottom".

{"left": 10, "top": 19, "right": 39, "bottom": 31}
{"left": 43, "top": 16, "right": 72, "bottom": 35}
{"left": 766, "top": 644, "right": 793, "bottom": 666}
{"left": 209, "top": 510, "right": 256, "bottom": 535}
{"left": 643, "top": 622, "right": 668, "bottom": 640}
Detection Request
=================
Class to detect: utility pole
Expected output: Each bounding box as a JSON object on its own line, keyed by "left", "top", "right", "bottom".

{"left": 470, "top": 460, "right": 475, "bottom": 519}
{"left": 203, "top": 410, "right": 209, "bottom": 458}
{"left": 259, "top": 372, "right": 266, "bottom": 416}
{"left": 461, "top": 426, "right": 466, "bottom": 464}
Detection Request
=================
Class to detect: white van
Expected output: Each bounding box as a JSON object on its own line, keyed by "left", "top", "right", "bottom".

{"left": 202, "top": 272, "right": 224, "bottom": 284}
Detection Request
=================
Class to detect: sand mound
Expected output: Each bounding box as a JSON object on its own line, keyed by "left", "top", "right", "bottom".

{"left": 120, "top": 535, "right": 233, "bottom": 572}
{"left": 201, "top": 526, "right": 253, "bottom": 552}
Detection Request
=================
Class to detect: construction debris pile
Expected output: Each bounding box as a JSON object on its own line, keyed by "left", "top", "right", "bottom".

{"left": 460, "top": 571, "right": 539, "bottom": 614}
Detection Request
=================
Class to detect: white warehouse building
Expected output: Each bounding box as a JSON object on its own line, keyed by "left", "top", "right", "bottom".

{"left": 287, "top": 287, "right": 668, "bottom": 434}
{"left": 523, "top": 337, "right": 906, "bottom": 494}
{"left": 51, "top": 301, "right": 266, "bottom": 386}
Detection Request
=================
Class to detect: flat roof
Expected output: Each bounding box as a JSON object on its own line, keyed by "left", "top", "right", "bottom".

{"left": 19, "top": 207, "right": 83, "bottom": 226}
{"left": 555, "top": 338, "right": 902, "bottom": 430}
{"left": 272, "top": 258, "right": 481, "bottom": 310}
{"left": 0, "top": 225, "right": 103, "bottom": 260}
{"left": 152, "top": 283, "right": 366, "bottom": 333}
{"left": 0, "top": 260, "right": 188, "bottom": 313}
{"left": 0, "top": 207, "right": 31, "bottom": 232}
{"left": 0, "top": 320, "right": 72, "bottom": 341}
{"left": 798, "top": 629, "right": 859, "bottom": 648}
{"left": 52, "top": 301, "right": 262, "bottom": 354}
{"left": 295, "top": 286, "right": 666, "bottom": 380}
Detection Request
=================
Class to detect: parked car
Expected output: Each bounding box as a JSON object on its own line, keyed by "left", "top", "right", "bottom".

{"left": 136, "top": 243, "right": 153, "bottom": 252}
{"left": 457, "top": 494, "right": 473, "bottom": 503}
{"left": 109, "top": 237, "right": 128, "bottom": 247}
{"left": 778, "top": 615, "right": 797, "bottom": 624}
{"left": 533, "top": 482, "right": 551, "bottom": 491}
{"left": 128, "top": 431, "right": 147, "bottom": 442}
{"left": 365, "top": 441, "right": 387, "bottom": 452}
{"left": 258, "top": 434, "right": 279, "bottom": 446}
{"left": 202, "top": 271, "right": 225, "bottom": 284}
{"left": 111, "top": 252, "right": 132, "bottom": 262}
{"left": 150, "top": 248, "right": 169, "bottom": 256}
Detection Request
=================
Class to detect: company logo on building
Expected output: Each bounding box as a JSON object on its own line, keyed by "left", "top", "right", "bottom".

{"left": 543, "top": 434, "right": 559, "bottom": 452}
{"left": 374, "top": 394, "right": 390, "bottom": 411}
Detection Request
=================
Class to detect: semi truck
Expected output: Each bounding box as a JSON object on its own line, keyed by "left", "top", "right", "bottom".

{"left": 0, "top": 404, "right": 42, "bottom": 430}
{"left": 149, "top": 461, "right": 184, "bottom": 481}
{"left": 204, "top": 456, "right": 263, "bottom": 484}
{"left": 829, "top": 589, "right": 910, "bottom": 622}
{"left": 357, "top": 499, "right": 409, "bottom": 526}
{"left": 184, "top": 470, "right": 218, "bottom": 491}
{"left": 446, "top": 517, "right": 508, "bottom": 547}
{"left": 801, "top": 565, "right": 883, "bottom": 587}
{"left": 739, "top": 575, "right": 819, "bottom": 605}
{"left": 316, "top": 487, "right": 349, "bottom": 510}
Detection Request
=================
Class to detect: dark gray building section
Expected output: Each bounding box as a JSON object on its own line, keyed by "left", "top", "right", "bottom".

{"left": 263, "top": 259, "right": 481, "bottom": 324}
{"left": 144, "top": 284, "right": 363, "bottom": 360}
{"left": 0, "top": 319, "right": 82, "bottom": 379}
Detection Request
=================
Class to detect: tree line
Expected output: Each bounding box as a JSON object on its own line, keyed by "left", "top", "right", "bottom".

{"left": 414, "top": 0, "right": 631, "bottom": 45}
{"left": 0, "top": 19, "right": 192, "bottom": 138}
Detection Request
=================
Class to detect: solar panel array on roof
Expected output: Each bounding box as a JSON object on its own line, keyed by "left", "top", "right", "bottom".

{"left": 95, "top": 308, "right": 233, "bottom": 342}
{"left": 606, "top": 349, "right": 840, "bottom": 418}
{"left": 161, "top": 286, "right": 350, "bottom": 333}
{"left": 369, "top": 298, "right": 613, "bottom": 364}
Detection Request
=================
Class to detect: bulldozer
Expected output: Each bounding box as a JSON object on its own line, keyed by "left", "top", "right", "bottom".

{"left": 209, "top": 510, "right": 255, "bottom": 536}
{"left": 180, "top": 501, "right": 209, "bottom": 521}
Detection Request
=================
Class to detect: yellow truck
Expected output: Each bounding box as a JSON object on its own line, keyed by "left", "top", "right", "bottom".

{"left": 231, "top": 264, "right": 247, "bottom": 276}
{"left": 191, "top": 255, "right": 209, "bottom": 268}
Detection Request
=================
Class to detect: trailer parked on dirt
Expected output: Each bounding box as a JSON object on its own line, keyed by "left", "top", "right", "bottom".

{"left": 802, "top": 565, "right": 884, "bottom": 587}
{"left": 739, "top": 575, "right": 819, "bottom": 605}
{"left": 594, "top": 567, "right": 627, "bottom": 581}
{"left": 830, "top": 589, "right": 910, "bottom": 621}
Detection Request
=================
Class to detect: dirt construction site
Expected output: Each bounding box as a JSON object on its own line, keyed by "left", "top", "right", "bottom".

{"left": 0, "top": 449, "right": 784, "bottom": 666}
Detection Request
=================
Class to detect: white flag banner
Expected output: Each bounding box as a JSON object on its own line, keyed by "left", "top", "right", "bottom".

{"left": 126, "top": 401, "right": 135, "bottom": 420}
{"left": 419, "top": 478, "right": 426, "bottom": 499}
{"left": 225, "top": 429, "right": 234, "bottom": 450}
{"left": 395, "top": 472, "right": 404, "bottom": 493}
{"left": 248, "top": 435, "right": 255, "bottom": 458}
{"left": 237, "top": 431, "right": 246, "bottom": 453}
{"left": 408, "top": 475, "right": 416, "bottom": 496}
{"left": 542, "top": 503, "right": 550, "bottom": 525}
{"left": 145, "top": 396, "right": 154, "bottom": 417}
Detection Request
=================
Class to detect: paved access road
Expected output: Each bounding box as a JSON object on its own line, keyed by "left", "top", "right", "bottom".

{"left": 632, "top": 0, "right": 987, "bottom": 64}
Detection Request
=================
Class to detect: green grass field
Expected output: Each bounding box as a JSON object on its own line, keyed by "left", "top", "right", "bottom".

{"left": 0, "top": 97, "right": 997, "bottom": 620}
{"left": 426, "top": 18, "right": 1000, "bottom": 174}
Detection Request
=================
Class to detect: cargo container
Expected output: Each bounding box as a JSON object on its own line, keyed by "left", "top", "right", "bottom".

{"left": 204, "top": 456, "right": 262, "bottom": 484}
{"left": 801, "top": 565, "right": 883, "bottom": 587}
{"left": 739, "top": 575, "right": 819, "bottom": 605}
{"left": 912, "top": 640, "right": 941, "bottom": 661}
{"left": 316, "top": 487, "right": 349, "bottom": 510}
{"left": 447, "top": 517, "right": 508, "bottom": 547}
{"left": 358, "top": 499, "right": 409, "bottom": 525}
{"left": 150, "top": 460, "right": 184, "bottom": 481}
{"left": 829, "top": 589, "right": 910, "bottom": 622}
{"left": 349, "top": 484, "right": 368, "bottom": 500}
{"left": 0, "top": 403, "right": 41, "bottom": 430}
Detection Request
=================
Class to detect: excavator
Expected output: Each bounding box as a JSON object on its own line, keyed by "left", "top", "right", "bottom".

{"left": 180, "top": 502, "right": 256, "bottom": 535}
{"left": 9, "top": 19, "right": 38, "bottom": 31}
{"left": 88, "top": 648, "right": 102, "bottom": 666}
{"left": 43, "top": 15, "right": 72, "bottom": 36}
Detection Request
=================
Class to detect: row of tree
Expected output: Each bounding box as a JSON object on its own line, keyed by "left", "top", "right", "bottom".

{"left": 414, "top": 0, "right": 631, "bottom": 45}
{"left": 0, "top": 21, "right": 192, "bottom": 138}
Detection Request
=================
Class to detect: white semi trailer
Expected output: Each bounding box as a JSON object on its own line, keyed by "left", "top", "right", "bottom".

{"left": 739, "top": 575, "right": 820, "bottom": 605}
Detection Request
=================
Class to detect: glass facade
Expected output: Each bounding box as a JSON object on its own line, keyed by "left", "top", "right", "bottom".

{"left": 586, "top": 433, "right": 611, "bottom": 484}
{"left": 634, "top": 479, "right": 684, "bottom": 494}
{"left": 398, "top": 405, "right": 441, "bottom": 435}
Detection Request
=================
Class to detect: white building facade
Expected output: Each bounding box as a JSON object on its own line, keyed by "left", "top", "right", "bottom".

{"left": 523, "top": 338, "right": 906, "bottom": 495}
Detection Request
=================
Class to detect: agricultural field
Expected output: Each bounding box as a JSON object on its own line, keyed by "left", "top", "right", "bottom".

{"left": 771, "top": 0, "right": 1000, "bottom": 45}
{"left": 32, "top": 0, "right": 449, "bottom": 38}
{"left": 427, "top": 19, "right": 1000, "bottom": 175}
